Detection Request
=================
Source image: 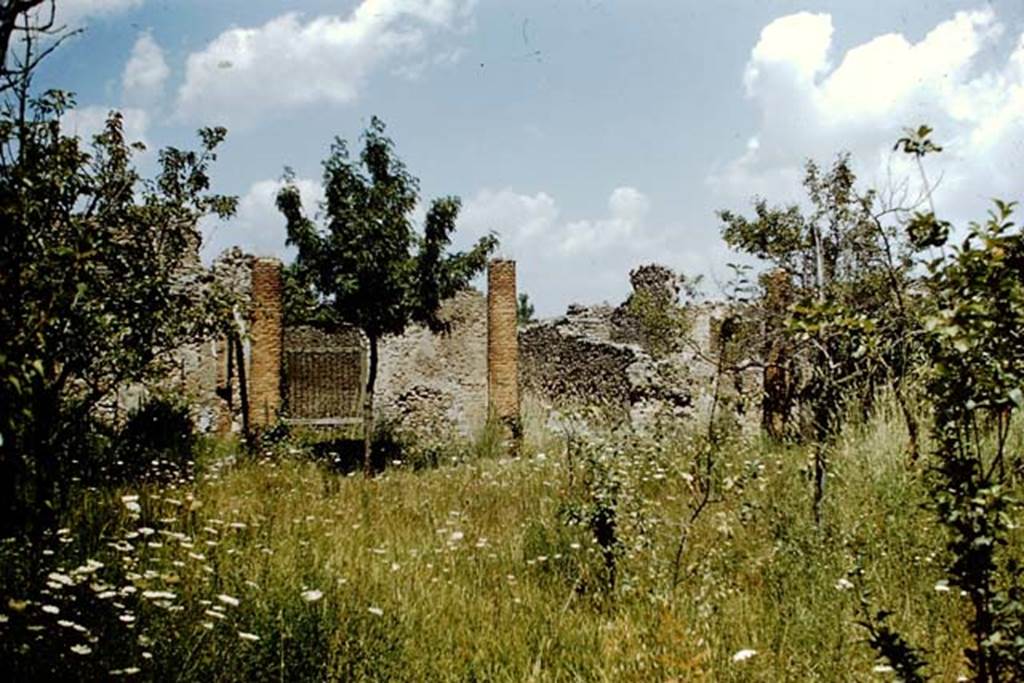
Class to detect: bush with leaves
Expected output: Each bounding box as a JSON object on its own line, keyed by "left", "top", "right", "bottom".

{"left": 0, "top": 85, "right": 237, "bottom": 534}
{"left": 863, "top": 127, "right": 1024, "bottom": 678}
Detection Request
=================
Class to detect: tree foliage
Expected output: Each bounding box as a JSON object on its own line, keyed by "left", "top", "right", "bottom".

{"left": 0, "top": 9, "right": 237, "bottom": 533}
{"left": 720, "top": 153, "right": 923, "bottom": 519}
{"left": 517, "top": 292, "right": 536, "bottom": 326}
{"left": 277, "top": 117, "right": 497, "bottom": 475}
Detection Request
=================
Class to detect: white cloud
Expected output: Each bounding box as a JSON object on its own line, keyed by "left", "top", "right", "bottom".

{"left": 177, "top": 0, "right": 475, "bottom": 126}
{"left": 457, "top": 186, "right": 690, "bottom": 315}
{"left": 122, "top": 32, "right": 169, "bottom": 105}
{"left": 55, "top": 0, "right": 143, "bottom": 27}
{"left": 61, "top": 105, "right": 149, "bottom": 147}
{"left": 712, "top": 7, "right": 1024, "bottom": 225}
{"left": 201, "top": 177, "right": 324, "bottom": 263}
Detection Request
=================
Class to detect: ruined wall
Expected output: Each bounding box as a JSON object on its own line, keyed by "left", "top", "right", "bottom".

{"left": 376, "top": 289, "right": 488, "bottom": 438}
{"left": 519, "top": 312, "right": 692, "bottom": 423}
{"left": 519, "top": 297, "right": 767, "bottom": 427}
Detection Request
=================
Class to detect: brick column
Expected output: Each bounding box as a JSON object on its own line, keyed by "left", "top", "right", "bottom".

{"left": 487, "top": 260, "right": 519, "bottom": 428}
{"left": 249, "top": 258, "right": 283, "bottom": 428}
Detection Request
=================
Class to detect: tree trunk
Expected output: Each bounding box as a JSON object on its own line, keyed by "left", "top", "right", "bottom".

{"left": 362, "top": 334, "right": 378, "bottom": 478}
{"left": 232, "top": 330, "right": 251, "bottom": 452}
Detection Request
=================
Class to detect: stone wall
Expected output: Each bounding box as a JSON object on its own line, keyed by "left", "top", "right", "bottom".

{"left": 518, "top": 296, "right": 764, "bottom": 427}
{"left": 376, "top": 289, "right": 488, "bottom": 438}
{"left": 519, "top": 311, "right": 692, "bottom": 423}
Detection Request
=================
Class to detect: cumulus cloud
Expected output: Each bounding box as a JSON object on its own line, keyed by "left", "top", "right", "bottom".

{"left": 712, "top": 7, "right": 1024, "bottom": 225}
{"left": 122, "top": 32, "right": 169, "bottom": 105}
{"left": 61, "top": 105, "right": 149, "bottom": 147}
{"left": 201, "top": 177, "right": 324, "bottom": 263}
{"left": 177, "top": 0, "right": 475, "bottom": 126}
{"left": 457, "top": 186, "right": 690, "bottom": 315}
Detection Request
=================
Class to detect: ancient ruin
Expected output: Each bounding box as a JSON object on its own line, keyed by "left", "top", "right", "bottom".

{"left": 187, "top": 252, "right": 761, "bottom": 442}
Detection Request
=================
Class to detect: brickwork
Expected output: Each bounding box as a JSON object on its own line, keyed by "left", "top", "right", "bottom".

{"left": 248, "top": 258, "right": 283, "bottom": 427}
{"left": 487, "top": 260, "right": 519, "bottom": 423}
{"left": 283, "top": 325, "right": 365, "bottom": 427}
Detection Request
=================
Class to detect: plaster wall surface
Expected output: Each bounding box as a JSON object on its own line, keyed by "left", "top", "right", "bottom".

{"left": 376, "top": 289, "right": 488, "bottom": 438}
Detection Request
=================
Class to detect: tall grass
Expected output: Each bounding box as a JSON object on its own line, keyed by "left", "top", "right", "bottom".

{"left": 0, "top": 403, "right": 997, "bottom": 680}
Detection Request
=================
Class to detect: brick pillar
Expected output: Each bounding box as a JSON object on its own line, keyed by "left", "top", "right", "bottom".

{"left": 487, "top": 260, "right": 520, "bottom": 429}
{"left": 249, "top": 258, "right": 283, "bottom": 428}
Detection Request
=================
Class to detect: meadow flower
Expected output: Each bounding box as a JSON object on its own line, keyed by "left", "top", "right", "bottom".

{"left": 834, "top": 578, "right": 854, "bottom": 591}
{"left": 70, "top": 644, "right": 92, "bottom": 655}
{"left": 48, "top": 572, "right": 73, "bottom": 586}
{"left": 732, "top": 649, "right": 757, "bottom": 663}
{"left": 301, "top": 589, "right": 323, "bottom": 603}
{"left": 142, "top": 590, "right": 177, "bottom": 600}
{"left": 238, "top": 631, "right": 260, "bottom": 642}
{"left": 934, "top": 580, "right": 951, "bottom": 593}
{"left": 41, "top": 604, "right": 59, "bottom": 615}
{"left": 368, "top": 606, "right": 384, "bottom": 617}
{"left": 217, "top": 594, "right": 240, "bottom": 608}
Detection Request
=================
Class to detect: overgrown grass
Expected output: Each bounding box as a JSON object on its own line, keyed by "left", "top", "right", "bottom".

{"left": 0, "top": 404, "right": 1000, "bottom": 681}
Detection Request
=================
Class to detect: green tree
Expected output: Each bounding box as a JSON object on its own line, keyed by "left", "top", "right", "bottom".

{"left": 276, "top": 117, "right": 497, "bottom": 476}
{"left": 614, "top": 263, "right": 699, "bottom": 359}
{"left": 517, "top": 292, "right": 536, "bottom": 326}
{"left": 0, "top": 9, "right": 237, "bottom": 534}
{"left": 719, "top": 153, "right": 921, "bottom": 520}
{"left": 866, "top": 195, "right": 1024, "bottom": 681}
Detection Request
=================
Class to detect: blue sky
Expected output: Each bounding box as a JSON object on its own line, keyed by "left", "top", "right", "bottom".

{"left": 44, "top": 0, "right": 1024, "bottom": 315}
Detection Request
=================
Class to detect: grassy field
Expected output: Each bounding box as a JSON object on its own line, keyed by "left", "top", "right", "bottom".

{"left": 0, "top": 403, "right": 994, "bottom": 681}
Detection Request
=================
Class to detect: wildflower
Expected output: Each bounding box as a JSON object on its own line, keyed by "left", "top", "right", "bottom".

{"left": 48, "top": 572, "right": 73, "bottom": 587}
{"left": 835, "top": 578, "right": 854, "bottom": 591}
{"left": 70, "top": 644, "right": 92, "bottom": 655}
{"left": 873, "top": 664, "right": 894, "bottom": 673}
{"left": 217, "top": 594, "right": 240, "bottom": 608}
{"left": 238, "top": 631, "right": 260, "bottom": 642}
{"left": 449, "top": 531, "right": 464, "bottom": 543}
{"left": 41, "top": 604, "right": 60, "bottom": 615}
{"left": 934, "top": 580, "right": 951, "bottom": 593}
{"left": 732, "top": 649, "right": 757, "bottom": 663}
{"left": 142, "top": 590, "right": 177, "bottom": 600}
{"left": 368, "top": 606, "right": 384, "bottom": 617}
{"left": 301, "top": 589, "right": 323, "bottom": 603}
